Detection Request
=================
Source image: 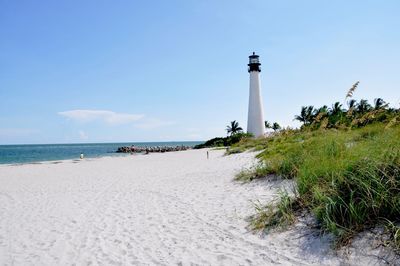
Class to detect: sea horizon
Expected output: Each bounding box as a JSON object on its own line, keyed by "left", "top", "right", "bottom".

{"left": 0, "top": 140, "right": 205, "bottom": 146}
{"left": 0, "top": 141, "right": 203, "bottom": 165}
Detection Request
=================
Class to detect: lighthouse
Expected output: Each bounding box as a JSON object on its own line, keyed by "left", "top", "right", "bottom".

{"left": 247, "top": 52, "right": 265, "bottom": 137}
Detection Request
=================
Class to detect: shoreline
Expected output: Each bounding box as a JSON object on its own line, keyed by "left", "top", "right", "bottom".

{"left": 0, "top": 149, "right": 198, "bottom": 167}
{"left": 0, "top": 153, "right": 131, "bottom": 167}
{"left": 0, "top": 141, "right": 203, "bottom": 166}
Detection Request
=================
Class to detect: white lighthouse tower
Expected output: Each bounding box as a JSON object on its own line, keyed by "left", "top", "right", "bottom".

{"left": 247, "top": 52, "right": 265, "bottom": 137}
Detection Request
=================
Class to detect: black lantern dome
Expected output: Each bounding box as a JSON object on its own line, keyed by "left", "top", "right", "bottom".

{"left": 248, "top": 52, "right": 261, "bottom": 72}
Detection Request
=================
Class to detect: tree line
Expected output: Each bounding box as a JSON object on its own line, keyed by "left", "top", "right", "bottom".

{"left": 294, "top": 97, "right": 398, "bottom": 129}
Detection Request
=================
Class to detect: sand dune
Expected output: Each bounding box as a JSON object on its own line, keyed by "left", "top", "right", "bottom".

{"left": 0, "top": 149, "right": 394, "bottom": 265}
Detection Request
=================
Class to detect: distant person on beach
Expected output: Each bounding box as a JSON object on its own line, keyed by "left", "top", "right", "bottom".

{"left": 207, "top": 151, "right": 209, "bottom": 159}
{"left": 80, "top": 153, "right": 84, "bottom": 159}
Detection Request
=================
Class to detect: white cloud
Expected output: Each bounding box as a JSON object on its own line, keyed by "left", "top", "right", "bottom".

{"left": 58, "top": 110, "right": 144, "bottom": 125}
{"left": 79, "top": 130, "right": 89, "bottom": 140}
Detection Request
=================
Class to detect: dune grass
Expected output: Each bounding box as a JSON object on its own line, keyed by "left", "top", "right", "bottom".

{"left": 235, "top": 162, "right": 271, "bottom": 182}
{"left": 232, "top": 123, "right": 400, "bottom": 248}
{"left": 250, "top": 191, "right": 300, "bottom": 232}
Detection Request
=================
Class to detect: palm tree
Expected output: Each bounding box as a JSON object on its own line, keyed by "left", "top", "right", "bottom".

{"left": 346, "top": 99, "right": 358, "bottom": 117}
{"left": 313, "top": 105, "right": 328, "bottom": 123}
{"left": 226, "top": 120, "right": 243, "bottom": 136}
{"left": 265, "top": 121, "right": 271, "bottom": 129}
{"left": 294, "top": 106, "right": 308, "bottom": 125}
{"left": 305, "top": 106, "right": 315, "bottom": 124}
{"left": 272, "top": 122, "right": 281, "bottom": 131}
{"left": 357, "top": 99, "right": 372, "bottom": 114}
{"left": 328, "top": 102, "right": 345, "bottom": 127}
{"left": 294, "top": 106, "right": 314, "bottom": 125}
{"left": 347, "top": 99, "right": 357, "bottom": 109}
{"left": 374, "top": 98, "right": 386, "bottom": 110}
{"left": 317, "top": 105, "right": 329, "bottom": 114}
{"left": 330, "top": 102, "right": 343, "bottom": 116}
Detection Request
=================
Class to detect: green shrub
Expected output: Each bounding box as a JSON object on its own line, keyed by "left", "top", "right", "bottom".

{"left": 194, "top": 132, "right": 253, "bottom": 149}
{"left": 235, "top": 162, "right": 271, "bottom": 182}
{"left": 238, "top": 122, "right": 400, "bottom": 248}
{"left": 250, "top": 191, "right": 300, "bottom": 232}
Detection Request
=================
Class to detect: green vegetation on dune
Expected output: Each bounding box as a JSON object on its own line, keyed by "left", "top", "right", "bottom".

{"left": 193, "top": 132, "right": 253, "bottom": 149}
{"left": 234, "top": 161, "right": 271, "bottom": 182}
{"left": 251, "top": 191, "right": 300, "bottom": 232}
{"left": 194, "top": 120, "right": 253, "bottom": 149}
{"left": 232, "top": 94, "right": 400, "bottom": 249}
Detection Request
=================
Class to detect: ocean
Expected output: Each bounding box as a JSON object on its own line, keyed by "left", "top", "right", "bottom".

{"left": 0, "top": 141, "right": 203, "bottom": 165}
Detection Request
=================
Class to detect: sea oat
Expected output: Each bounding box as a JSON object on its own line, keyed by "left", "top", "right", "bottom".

{"left": 346, "top": 81, "right": 360, "bottom": 99}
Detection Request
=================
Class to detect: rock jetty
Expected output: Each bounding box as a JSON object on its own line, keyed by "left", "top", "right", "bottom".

{"left": 116, "top": 145, "right": 191, "bottom": 154}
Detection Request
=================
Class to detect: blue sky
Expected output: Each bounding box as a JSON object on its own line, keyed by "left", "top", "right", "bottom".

{"left": 1, "top": 0, "right": 399, "bottom": 144}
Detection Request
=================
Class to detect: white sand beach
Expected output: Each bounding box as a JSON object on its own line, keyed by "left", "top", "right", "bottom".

{"left": 0, "top": 149, "right": 395, "bottom": 265}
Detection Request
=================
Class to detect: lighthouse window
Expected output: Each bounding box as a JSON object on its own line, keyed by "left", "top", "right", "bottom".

{"left": 250, "top": 58, "right": 259, "bottom": 64}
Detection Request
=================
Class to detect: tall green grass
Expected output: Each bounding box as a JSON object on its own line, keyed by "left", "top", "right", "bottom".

{"left": 233, "top": 123, "right": 400, "bottom": 248}
{"left": 250, "top": 191, "right": 300, "bottom": 232}
{"left": 235, "top": 162, "right": 271, "bottom": 182}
